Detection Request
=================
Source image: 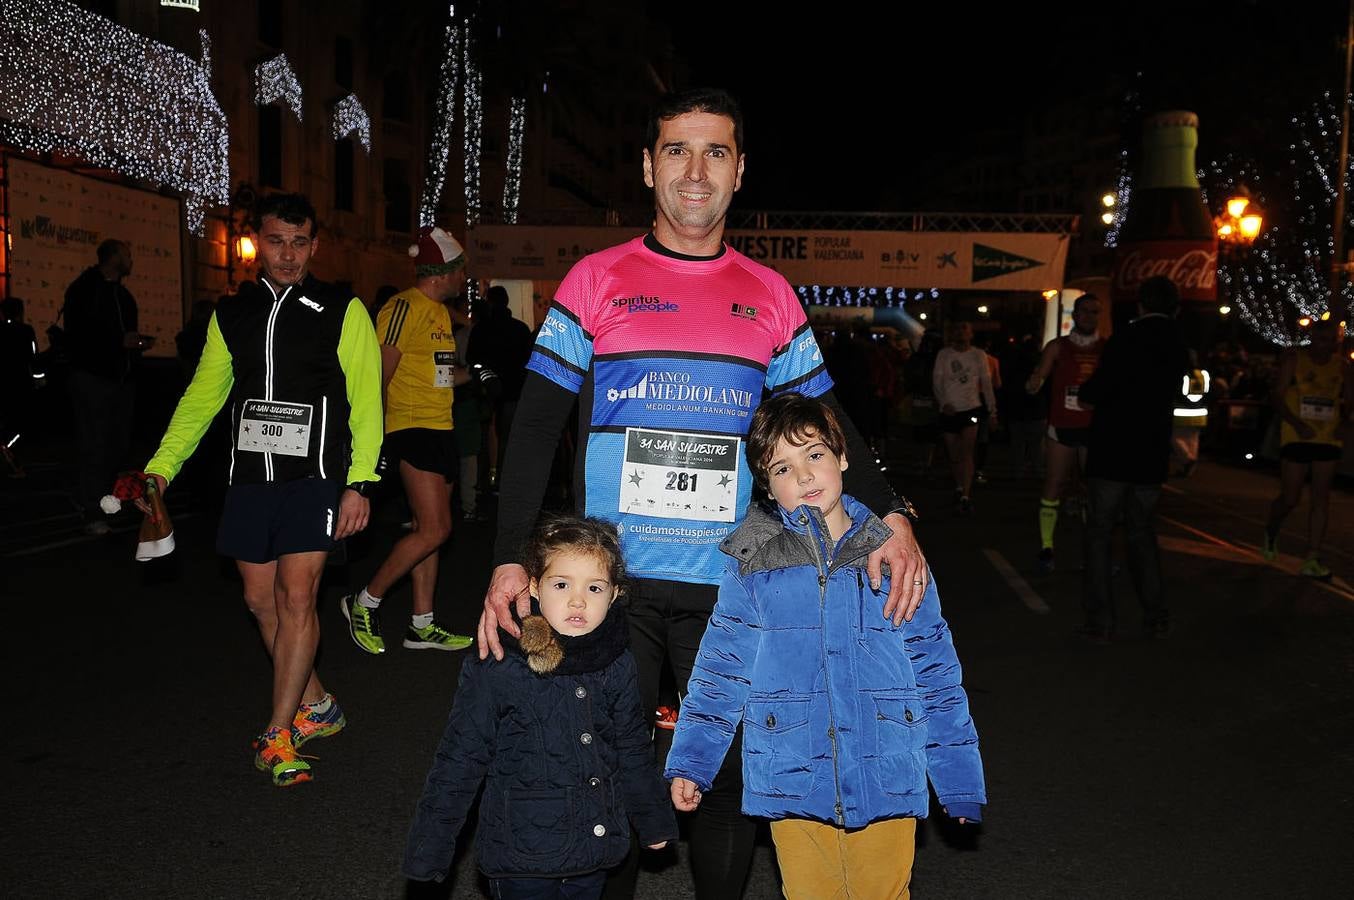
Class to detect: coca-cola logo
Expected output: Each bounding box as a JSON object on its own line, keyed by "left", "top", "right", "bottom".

{"left": 1112, "top": 246, "right": 1217, "bottom": 298}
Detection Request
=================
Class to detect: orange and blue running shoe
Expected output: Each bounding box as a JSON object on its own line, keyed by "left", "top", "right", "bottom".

{"left": 252, "top": 726, "right": 312, "bottom": 787}
{"left": 292, "top": 694, "right": 346, "bottom": 748}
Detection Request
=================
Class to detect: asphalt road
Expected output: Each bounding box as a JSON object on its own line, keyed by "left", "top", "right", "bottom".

{"left": 4, "top": 445, "right": 1352, "bottom": 899}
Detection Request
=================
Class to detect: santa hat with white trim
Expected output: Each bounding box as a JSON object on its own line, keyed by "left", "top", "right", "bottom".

{"left": 408, "top": 226, "right": 465, "bottom": 277}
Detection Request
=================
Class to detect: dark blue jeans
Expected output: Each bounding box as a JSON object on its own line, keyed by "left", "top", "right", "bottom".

{"left": 1083, "top": 478, "right": 1167, "bottom": 632}
{"left": 490, "top": 869, "right": 606, "bottom": 900}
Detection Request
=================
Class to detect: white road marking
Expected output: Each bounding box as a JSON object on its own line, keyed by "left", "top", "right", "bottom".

{"left": 982, "top": 548, "right": 1051, "bottom": 614}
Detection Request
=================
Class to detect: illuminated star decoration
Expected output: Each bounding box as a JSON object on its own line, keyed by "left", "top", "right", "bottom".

{"left": 254, "top": 53, "right": 303, "bottom": 122}
{"left": 419, "top": 4, "right": 461, "bottom": 227}
{"left": 503, "top": 96, "right": 527, "bottom": 224}
{"left": 0, "top": 0, "right": 229, "bottom": 235}
{"left": 629, "top": 471, "right": 643, "bottom": 486}
{"left": 331, "top": 94, "right": 371, "bottom": 151}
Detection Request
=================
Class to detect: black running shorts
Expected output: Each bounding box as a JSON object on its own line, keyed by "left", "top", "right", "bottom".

{"left": 1280, "top": 441, "right": 1342, "bottom": 463}
{"left": 217, "top": 478, "right": 342, "bottom": 563}
{"left": 1048, "top": 424, "right": 1092, "bottom": 448}
{"left": 380, "top": 427, "right": 458, "bottom": 482}
{"left": 938, "top": 407, "right": 984, "bottom": 434}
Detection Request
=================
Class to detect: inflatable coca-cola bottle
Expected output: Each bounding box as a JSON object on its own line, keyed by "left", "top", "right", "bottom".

{"left": 1110, "top": 111, "right": 1217, "bottom": 315}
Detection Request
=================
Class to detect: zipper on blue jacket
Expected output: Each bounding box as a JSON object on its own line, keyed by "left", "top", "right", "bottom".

{"left": 801, "top": 510, "right": 847, "bottom": 827}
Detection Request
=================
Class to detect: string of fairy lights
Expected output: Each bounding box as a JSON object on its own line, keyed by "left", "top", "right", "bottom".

{"left": 419, "top": 5, "right": 461, "bottom": 228}
{"left": 330, "top": 94, "right": 371, "bottom": 152}
{"left": 254, "top": 53, "right": 303, "bottom": 122}
{"left": 795, "top": 286, "right": 942, "bottom": 307}
{"left": 0, "top": 0, "right": 229, "bottom": 234}
{"left": 461, "top": 19, "right": 484, "bottom": 230}
{"left": 1204, "top": 94, "right": 1354, "bottom": 347}
{"left": 503, "top": 96, "right": 528, "bottom": 224}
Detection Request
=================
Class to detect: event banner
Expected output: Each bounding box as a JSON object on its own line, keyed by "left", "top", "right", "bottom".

{"left": 467, "top": 225, "right": 1069, "bottom": 292}
{"left": 7, "top": 156, "right": 184, "bottom": 355}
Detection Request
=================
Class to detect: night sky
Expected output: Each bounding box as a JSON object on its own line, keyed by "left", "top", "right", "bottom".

{"left": 649, "top": 1, "right": 1349, "bottom": 211}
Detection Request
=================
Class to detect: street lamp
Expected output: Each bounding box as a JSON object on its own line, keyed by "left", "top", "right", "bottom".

{"left": 1215, "top": 188, "right": 1265, "bottom": 337}
{"left": 1216, "top": 189, "right": 1264, "bottom": 247}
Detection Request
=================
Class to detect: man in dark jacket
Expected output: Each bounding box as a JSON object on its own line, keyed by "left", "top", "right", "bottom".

{"left": 63, "top": 239, "right": 147, "bottom": 532}
{"left": 1078, "top": 275, "right": 1190, "bottom": 640}
{"left": 466, "top": 285, "right": 533, "bottom": 480}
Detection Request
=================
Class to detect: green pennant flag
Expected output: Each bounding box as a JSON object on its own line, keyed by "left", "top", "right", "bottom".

{"left": 972, "top": 243, "right": 1043, "bottom": 282}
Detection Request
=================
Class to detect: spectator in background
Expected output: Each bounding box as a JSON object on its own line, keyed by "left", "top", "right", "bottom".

{"left": 63, "top": 238, "right": 149, "bottom": 534}
{"left": 933, "top": 321, "right": 996, "bottom": 514}
{"left": 466, "top": 285, "right": 533, "bottom": 485}
{"left": 450, "top": 292, "right": 496, "bottom": 521}
{"left": 1, "top": 297, "right": 41, "bottom": 477}
{"left": 972, "top": 332, "right": 1002, "bottom": 484}
{"left": 1000, "top": 333, "right": 1046, "bottom": 478}
{"left": 825, "top": 327, "right": 872, "bottom": 443}
{"left": 1078, "top": 276, "right": 1190, "bottom": 641}
{"left": 176, "top": 298, "right": 218, "bottom": 377}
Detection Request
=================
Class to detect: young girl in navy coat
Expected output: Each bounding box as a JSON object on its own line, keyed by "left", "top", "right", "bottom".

{"left": 665, "top": 393, "right": 985, "bottom": 899}
{"left": 403, "top": 516, "right": 676, "bottom": 898}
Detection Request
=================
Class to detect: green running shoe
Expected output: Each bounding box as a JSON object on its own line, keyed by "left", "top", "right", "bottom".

{"left": 404, "top": 621, "right": 473, "bottom": 651}
{"left": 1261, "top": 527, "right": 1279, "bottom": 561}
{"left": 252, "top": 726, "right": 312, "bottom": 787}
{"left": 340, "top": 593, "right": 385, "bottom": 655}
{"left": 1299, "top": 556, "right": 1332, "bottom": 580}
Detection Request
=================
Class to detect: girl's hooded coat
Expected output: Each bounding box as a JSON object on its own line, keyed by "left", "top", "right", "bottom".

{"left": 403, "top": 605, "right": 677, "bottom": 881}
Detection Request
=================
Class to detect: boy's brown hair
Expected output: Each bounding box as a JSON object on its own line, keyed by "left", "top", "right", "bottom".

{"left": 746, "top": 392, "right": 847, "bottom": 495}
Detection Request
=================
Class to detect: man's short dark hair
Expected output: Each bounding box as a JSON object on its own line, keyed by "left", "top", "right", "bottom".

{"left": 646, "top": 88, "right": 744, "bottom": 156}
{"left": 252, "top": 193, "right": 318, "bottom": 236}
{"left": 746, "top": 392, "right": 847, "bottom": 496}
{"left": 486, "top": 285, "right": 510, "bottom": 307}
{"left": 97, "top": 239, "right": 125, "bottom": 264}
{"left": 1072, "top": 292, "right": 1099, "bottom": 313}
{"left": 1138, "top": 276, "right": 1180, "bottom": 315}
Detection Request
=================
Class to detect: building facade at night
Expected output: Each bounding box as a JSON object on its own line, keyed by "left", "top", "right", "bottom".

{"left": 0, "top": 0, "right": 673, "bottom": 337}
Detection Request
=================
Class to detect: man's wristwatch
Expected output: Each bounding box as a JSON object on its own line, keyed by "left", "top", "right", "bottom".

{"left": 885, "top": 496, "right": 920, "bottom": 523}
{"left": 346, "top": 481, "right": 376, "bottom": 497}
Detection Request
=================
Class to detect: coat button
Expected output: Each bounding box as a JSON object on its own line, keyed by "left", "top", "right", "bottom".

{"left": 589, "top": 777, "right": 601, "bottom": 788}
{"left": 593, "top": 824, "right": 606, "bottom": 837}
{"left": 904, "top": 709, "right": 914, "bottom": 723}
{"left": 817, "top": 575, "right": 827, "bottom": 586}
{"left": 766, "top": 714, "right": 776, "bottom": 728}
{"left": 580, "top": 732, "right": 592, "bottom": 745}
{"left": 575, "top": 686, "right": 587, "bottom": 699}
{"left": 827, "top": 726, "right": 835, "bottom": 739}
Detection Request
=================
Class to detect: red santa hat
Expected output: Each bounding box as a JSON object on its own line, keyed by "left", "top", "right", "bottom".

{"left": 408, "top": 226, "right": 465, "bottom": 276}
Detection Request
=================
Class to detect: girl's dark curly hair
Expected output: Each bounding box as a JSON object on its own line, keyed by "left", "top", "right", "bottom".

{"left": 523, "top": 515, "right": 627, "bottom": 593}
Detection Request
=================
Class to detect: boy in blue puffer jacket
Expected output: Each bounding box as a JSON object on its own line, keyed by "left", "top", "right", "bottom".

{"left": 664, "top": 393, "right": 985, "bottom": 898}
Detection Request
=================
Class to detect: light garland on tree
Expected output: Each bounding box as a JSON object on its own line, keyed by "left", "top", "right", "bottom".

{"left": 254, "top": 53, "right": 303, "bottom": 122}
{"left": 1104, "top": 148, "right": 1131, "bottom": 248}
{"left": 502, "top": 96, "right": 527, "bottom": 224}
{"left": 419, "top": 4, "right": 460, "bottom": 228}
{"left": 461, "top": 18, "right": 484, "bottom": 230}
{"left": 330, "top": 93, "right": 371, "bottom": 151}
{"left": 0, "top": 0, "right": 229, "bottom": 235}
{"left": 1204, "top": 94, "right": 1354, "bottom": 347}
{"left": 1104, "top": 87, "right": 1140, "bottom": 248}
